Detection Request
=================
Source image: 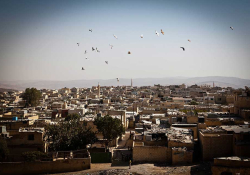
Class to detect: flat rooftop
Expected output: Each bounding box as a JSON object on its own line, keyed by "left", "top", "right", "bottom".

{"left": 220, "top": 125, "right": 250, "bottom": 133}
{"left": 216, "top": 156, "right": 250, "bottom": 162}
{"left": 200, "top": 126, "right": 226, "bottom": 133}
{"left": 19, "top": 127, "right": 44, "bottom": 133}
{"left": 144, "top": 125, "right": 193, "bottom": 143}
{"left": 201, "top": 125, "right": 250, "bottom": 134}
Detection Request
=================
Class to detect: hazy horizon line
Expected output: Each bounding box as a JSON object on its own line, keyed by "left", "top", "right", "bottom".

{"left": 1, "top": 75, "right": 250, "bottom": 82}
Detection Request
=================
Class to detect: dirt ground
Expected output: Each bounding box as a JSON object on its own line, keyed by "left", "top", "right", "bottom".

{"left": 52, "top": 162, "right": 212, "bottom": 175}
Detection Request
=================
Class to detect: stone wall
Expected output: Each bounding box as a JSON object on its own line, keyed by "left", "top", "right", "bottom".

{"left": 144, "top": 139, "right": 168, "bottom": 147}
{"left": 0, "top": 158, "right": 91, "bottom": 175}
{"left": 234, "top": 95, "right": 250, "bottom": 118}
{"left": 226, "top": 95, "right": 234, "bottom": 104}
{"left": 128, "top": 119, "right": 135, "bottom": 129}
{"left": 233, "top": 133, "right": 250, "bottom": 157}
{"left": 7, "top": 131, "right": 43, "bottom": 145}
{"left": 198, "top": 123, "right": 206, "bottom": 129}
{"left": 1, "top": 121, "right": 33, "bottom": 130}
{"left": 205, "top": 120, "right": 222, "bottom": 127}
{"left": 199, "top": 132, "right": 233, "bottom": 161}
{"left": 241, "top": 110, "right": 250, "bottom": 120}
{"left": 133, "top": 146, "right": 172, "bottom": 163}
{"left": 187, "top": 116, "right": 198, "bottom": 124}
{"left": 172, "top": 148, "right": 193, "bottom": 165}
{"left": 168, "top": 140, "right": 194, "bottom": 150}
{"left": 234, "top": 96, "right": 250, "bottom": 109}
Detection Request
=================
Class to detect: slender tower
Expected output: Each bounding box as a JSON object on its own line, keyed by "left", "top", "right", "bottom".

{"left": 63, "top": 101, "right": 67, "bottom": 109}
{"left": 98, "top": 82, "right": 100, "bottom": 99}
{"left": 213, "top": 81, "right": 215, "bottom": 88}
{"left": 131, "top": 78, "right": 133, "bottom": 87}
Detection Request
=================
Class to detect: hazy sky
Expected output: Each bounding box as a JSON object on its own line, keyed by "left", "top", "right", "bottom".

{"left": 1, "top": 0, "right": 250, "bottom": 81}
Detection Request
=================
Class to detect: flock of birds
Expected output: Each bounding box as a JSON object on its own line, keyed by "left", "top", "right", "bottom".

{"left": 79, "top": 26, "right": 234, "bottom": 82}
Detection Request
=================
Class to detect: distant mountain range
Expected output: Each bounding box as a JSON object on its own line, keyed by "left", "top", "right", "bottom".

{"left": 0, "top": 76, "right": 250, "bottom": 90}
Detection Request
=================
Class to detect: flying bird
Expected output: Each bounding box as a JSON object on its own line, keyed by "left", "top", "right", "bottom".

{"left": 155, "top": 30, "right": 159, "bottom": 36}
{"left": 105, "top": 61, "right": 108, "bottom": 64}
{"left": 116, "top": 78, "right": 119, "bottom": 82}
{"left": 92, "top": 47, "right": 95, "bottom": 51}
{"left": 85, "top": 57, "right": 88, "bottom": 59}
{"left": 96, "top": 47, "right": 100, "bottom": 52}
{"left": 89, "top": 29, "right": 92, "bottom": 32}
{"left": 82, "top": 67, "right": 85, "bottom": 70}
{"left": 128, "top": 51, "right": 131, "bottom": 54}
{"left": 140, "top": 34, "right": 143, "bottom": 38}
{"left": 180, "top": 47, "right": 185, "bottom": 51}
{"left": 230, "top": 26, "right": 233, "bottom": 30}
{"left": 84, "top": 50, "right": 87, "bottom": 54}
{"left": 188, "top": 39, "right": 191, "bottom": 42}
{"left": 109, "top": 44, "right": 113, "bottom": 49}
{"left": 161, "top": 29, "right": 164, "bottom": 35}
{"left": 77, "top": 43, "right": 80, "bottom": 46}
{"left": 113, "top": 34, "right": 118, "bottom": 39}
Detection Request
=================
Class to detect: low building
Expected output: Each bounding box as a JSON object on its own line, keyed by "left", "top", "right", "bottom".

{"left": 133, "top": 126, "right": 194, "bottom": 164}
{"left": 0, "top": 119, "right": 34, "bottom": 136}
{"left": 212, "top": 157, "right": 250, "bottom": 175}
{"left": 6, "top": 127, "right": 47, "bottom": 161}
{"left": 199, "top": 125, "right": 250, "bottom": 161}
{"left": 234, "top": 88, "right": 250, "bottom": 120}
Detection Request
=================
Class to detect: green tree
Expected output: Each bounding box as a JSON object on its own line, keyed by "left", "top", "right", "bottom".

{"left": 22, "top": 151, "right": 49, "bottom": 162}
{"left": 179, "top": 109, "right": 188, "bottom": 114}
{"left": 44, "top": 116, "right": 96, "bottom": 151}
{"left": 94, "top": 115, "right": 125, "bottom": 147}
{"left": 22, "top": 88, "right": 42, "bottom": 107}
{"left": 193, "top": 109, "right": 208, "bottom": 116}
{"left": 189, "top": 101, "right": 198, "bottom": 105}
{"left": 65, "top": 113, "right": 81, "bottom": 121}
{"left": 0, "top": 137, "right": 9, "bottom": 161}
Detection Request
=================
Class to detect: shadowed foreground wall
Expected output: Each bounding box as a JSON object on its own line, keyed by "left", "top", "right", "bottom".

{"left": 199, "top": 132, "right": 233, "bottom": 161}
{"left": 212, "top": 158, "right": 250, "bottom": 175}
{"left": 133, "top": 146, "right": 172, "bottom": 163}
{"left": 0, "top": 158, "right": 90, "bottom": 175}
{"left": 172, "top": 148, "right": 193, "bottom": 165}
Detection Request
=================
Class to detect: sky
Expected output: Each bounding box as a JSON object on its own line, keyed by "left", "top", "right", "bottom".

{"left": 0, "top": 0, "right": 250, "bottom": 81}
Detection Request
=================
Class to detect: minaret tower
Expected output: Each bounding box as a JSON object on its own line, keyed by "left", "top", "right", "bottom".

{"left": 98, "top": 82, "right": 100, "bottom": 99}
{"left": 63, "top": 101, "right": 67, "bottom": 109}
{"left": 131, "top": 78, "right": 133, "bottom": 87}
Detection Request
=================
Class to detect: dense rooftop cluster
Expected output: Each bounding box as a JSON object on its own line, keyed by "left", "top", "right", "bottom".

{"left": 0, "top": 83, "right": 250, "bottom": 174}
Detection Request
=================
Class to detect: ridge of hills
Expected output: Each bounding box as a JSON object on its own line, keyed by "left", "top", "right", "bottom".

{"left": 0, "top": 76, "right": 249, "bottom": 90}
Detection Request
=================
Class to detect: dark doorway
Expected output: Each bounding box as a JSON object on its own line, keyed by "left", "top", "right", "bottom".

{"left": 177, "top": 117, "right": 182, "bottom": 122}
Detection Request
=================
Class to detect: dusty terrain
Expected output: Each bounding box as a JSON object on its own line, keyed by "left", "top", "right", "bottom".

{"left": 53, "top": 162, "right": 212, "bottom": 175}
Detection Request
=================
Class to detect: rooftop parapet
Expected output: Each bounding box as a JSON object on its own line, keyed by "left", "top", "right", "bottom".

{"left": 19, "top": 127, "right": 44, "bottom": 133}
